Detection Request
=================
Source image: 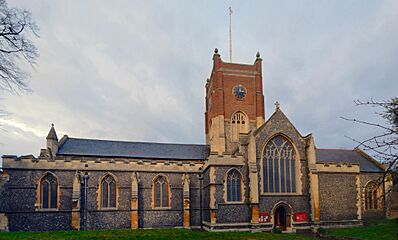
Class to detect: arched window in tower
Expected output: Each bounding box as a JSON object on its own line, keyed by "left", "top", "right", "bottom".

{"left": 100, "top": 174, "right": 117, "bottom": 208}
{"left": 263, "top": 135, "right": 296, "bottom": 193}
{"left": 226, "top": 169, "right": 242, "bottom": 202}
{"left": 365, "top": 181, "right": 380, "bottom": 210}
{"left": 39, "top": 173, "right": 58, "bottom": 209}
{"left": 231, "top": 111, "right": 248, "bottom": 142}
{"left": 153, "top": 175, "right": 170, "bottom": 208}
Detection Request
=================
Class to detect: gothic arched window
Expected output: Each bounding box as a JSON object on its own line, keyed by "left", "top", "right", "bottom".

{"left": 226, "top": 169, "right": 242, "bottom": 202}
{"left": 39, "top": 173, "right": 58, "bottom": 209}
{"left": 231, "top": 111, "right": 248, "bottom": 142}
{"left": 365, "top": 181, "right": 380, "bottom": 210}
{"left": 263, "top": 135, "right": 296, "bottom": 193}
{"left": 100, "top": 174, "right": 117, "bottom": 208}
{"left": 153, "top": 175, "right": 170, "bottom": 208}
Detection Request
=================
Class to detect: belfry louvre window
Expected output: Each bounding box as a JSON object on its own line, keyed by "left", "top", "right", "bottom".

{"left": 227, "top": 169, "right": 242, "bottom": 202}
{"left": 263, "top": 136, "right": 296, "bottom": 193}
{"left": 39, "top": 174, "right": 58, "bottom": 209}
{"left": 101, "top": 175, "right": 117, "bottom": 208}
{"left": 154, "top": 176, "right": 169, "bottom": 208}
{"left": 365, "top": 181, "right": 380, "bottom": 210}
{"left": 231, "top": 111, "right": 248, "bottom": 142}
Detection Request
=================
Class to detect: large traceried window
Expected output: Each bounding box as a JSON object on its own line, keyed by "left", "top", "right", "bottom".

{"left": 39, "top": 173, "right": 58, "bottom": 209}
{"left": 231, "top": 111, "right": 248, "bottom": 142}
{"left": 263, "top": 135, "right": 296, "bottom": 193}
{"left": 226, "top": 169, "right": 242, "bottom": 202}
{"left": 100, "top": 174, "right": 117, "bottom": 208}
{"left": 365, "top": 181, "right": 380, "bottom": 210}
{"left": 153, "top": 175, "right": 170, "bottom": 208}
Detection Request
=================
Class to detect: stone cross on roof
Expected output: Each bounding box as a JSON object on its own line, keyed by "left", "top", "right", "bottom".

{"left": 275, "top": 101, "right": 280, "bottom": 110}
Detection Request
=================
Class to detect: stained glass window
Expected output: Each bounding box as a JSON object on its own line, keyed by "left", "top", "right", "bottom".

{"left": 154, "top": 176, "right": 169, "bottom": 208}
{"left": 365, "top": 182, "right": 380, "bottom": 210}
{"left": 40, "top": 174, "right": 58, "bottom": 209}
{"left": 101, "top": 175, "right": 117, "bottom": 208}
{"left": 227, "top": 169, "right": 242, "bottom": 202}
{"left": 263, "top": 136, "right": 296, "bottom": 193}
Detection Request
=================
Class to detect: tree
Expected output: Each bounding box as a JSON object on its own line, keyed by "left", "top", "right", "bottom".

{"left": 342, "top": 97, "right": 398, "bottom": 214}
{"left": 343, "top": 98, "right": 398, "bottom": 172}
{"left": 0, "top": 0, "right": 38, "bottom": 93}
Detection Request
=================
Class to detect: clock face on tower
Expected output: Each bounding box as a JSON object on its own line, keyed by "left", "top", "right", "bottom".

{"left": 233, "top": 84, "right": 247, "bottom": 100}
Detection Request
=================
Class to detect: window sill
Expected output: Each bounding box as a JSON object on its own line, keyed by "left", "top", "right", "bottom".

{"left": 152, "top": 207, "right": 172, "bottom": 210}
{"left": 221, "top": 201, "right": 245, "bottom": 205}
{"left": 98, "top": 208, "right": 118, "bottom": 211}
{"left": 35, "top": 208, "right": 59, "bottom": 212}
{"left": 261, "top": 192, "right": 302, "bottom": 196}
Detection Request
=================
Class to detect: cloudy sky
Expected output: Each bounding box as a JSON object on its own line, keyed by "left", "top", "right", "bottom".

{"left": 0, "top": 0, "right": 397, "bottom": 157}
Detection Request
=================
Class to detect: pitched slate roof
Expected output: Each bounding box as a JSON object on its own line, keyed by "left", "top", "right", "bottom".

{"left": 57, "top": 138, "right": 210, "bottom": 160}
{"left": 316, "top": 148, "right": 384, "bottom": 173}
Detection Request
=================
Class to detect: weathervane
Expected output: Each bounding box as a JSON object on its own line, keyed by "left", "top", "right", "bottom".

{"left": 229, "top": 6, "right": 233, "bottom": 63}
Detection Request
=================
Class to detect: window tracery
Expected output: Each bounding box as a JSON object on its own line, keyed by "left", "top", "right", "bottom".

{"left": 263, "top": 135, "right": 296, "bottom": 193}
{"left": 38, "top": 173, "right": 58, "bottom": 209}
{"left": 226, "top": 169, "right": 242, "bottom": 202}
{"left": 231, "top": 111, "right": 248, "bottom": 141}
{"left": 153, "top": 175, "right": 170, "bottom": 208}
{"left": 100, "top": 174, "right": 117, "bottom": 208}
{"left": 365, "top": 181, "right": 380, "bottom": 210}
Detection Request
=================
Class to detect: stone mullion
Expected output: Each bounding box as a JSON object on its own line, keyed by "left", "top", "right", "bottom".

{"left": 278, "top": 150, "right": 281, "bottom": 193}
{"left": 290, "top": 151, "right": 293, "bottom": 192}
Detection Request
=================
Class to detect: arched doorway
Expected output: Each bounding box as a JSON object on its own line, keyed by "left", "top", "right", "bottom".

{"left": 274, "top": 204, "right": 290, "bottom": 231}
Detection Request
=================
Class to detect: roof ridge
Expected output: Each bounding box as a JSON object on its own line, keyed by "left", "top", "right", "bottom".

{"left": 317, "top": 148, "right": 354, "bottom": 151}
{"left": 66, "top": 137, "right": 209, "bottom": 147}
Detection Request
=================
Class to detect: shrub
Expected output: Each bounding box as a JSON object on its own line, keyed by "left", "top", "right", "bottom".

{"left": 272, "top": 226, "right": 282, "bottom": 234}
{"left": 317, "top": 227, "right": 327, "bottom": 236}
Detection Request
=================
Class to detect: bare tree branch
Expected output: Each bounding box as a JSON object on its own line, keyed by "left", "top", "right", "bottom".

{"left": 0, "top": 0, "right": 39, "bottom": 94}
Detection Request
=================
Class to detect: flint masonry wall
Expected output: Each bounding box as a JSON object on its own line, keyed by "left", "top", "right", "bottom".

{"left": 1, "top": 169, "right": 73, "bottom": 231}
{"left": 213, "top": 165, "right": 251, "bottom": 224}
{"left": 0, "top": 157, "right": 204, "bottom": 231}
{"left": 318, "top": 173, "right": 358, "bottom": 221}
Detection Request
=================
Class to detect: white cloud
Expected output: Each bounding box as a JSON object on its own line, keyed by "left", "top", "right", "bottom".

{"left": 1, "top": 0, "right": 397, "bottom": 156}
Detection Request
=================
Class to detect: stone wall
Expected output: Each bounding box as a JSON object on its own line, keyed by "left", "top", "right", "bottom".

{"left": 319, "top": 173, "right": 358, "bottom": 221}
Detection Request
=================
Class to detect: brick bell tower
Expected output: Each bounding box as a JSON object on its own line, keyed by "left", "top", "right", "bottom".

{"left": 205, "top": 48, "right": 265, "bottom": 154}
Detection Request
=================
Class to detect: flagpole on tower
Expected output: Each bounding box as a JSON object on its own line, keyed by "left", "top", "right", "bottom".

{"left": 229, "top": 7, "right": 233, "bottom": 63}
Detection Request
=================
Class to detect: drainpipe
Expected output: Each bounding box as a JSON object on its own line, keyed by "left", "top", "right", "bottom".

{"left": 198, "top": 167, "right": 203, "bottom": 229}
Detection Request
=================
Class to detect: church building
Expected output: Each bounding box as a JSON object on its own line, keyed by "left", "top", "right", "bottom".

{"left": 0, "top": 49, "right": 390, "bottom": 232}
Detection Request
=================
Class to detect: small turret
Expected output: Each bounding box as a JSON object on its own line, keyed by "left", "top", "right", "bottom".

{"left": 46, "top": 124, "right": 58, "bottom": 159}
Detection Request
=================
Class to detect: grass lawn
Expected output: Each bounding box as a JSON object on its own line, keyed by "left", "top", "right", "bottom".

{"left": 0, "top": 219, "right": 396, "bottom": 240}
{"left": 0, "top": 228, "right": 312, "bottom": 240}
{"left": 326, "top": 218, "right": 398, "bottom": 240}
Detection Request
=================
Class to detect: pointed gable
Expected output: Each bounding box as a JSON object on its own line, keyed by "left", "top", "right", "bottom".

{"left": 254, "top": 107, "right": 308, "bottom": 159}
